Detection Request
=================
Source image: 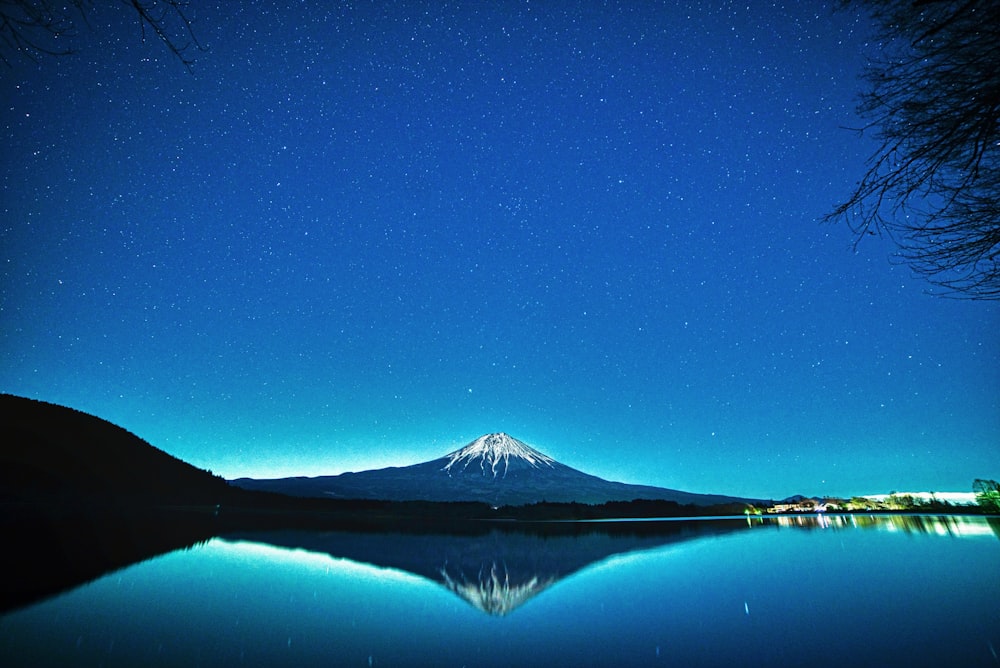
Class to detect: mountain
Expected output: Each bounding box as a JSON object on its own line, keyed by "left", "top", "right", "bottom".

{"left": 0, "top": 393, "right": 233, "bottom": 505}
{"left": 231, "top": 432, "right": 750, "bottom": 506}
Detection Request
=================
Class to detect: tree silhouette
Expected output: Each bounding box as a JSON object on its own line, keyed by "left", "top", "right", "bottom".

{"left": 828, "top": 0, "right": 1000, "bottom": 299}
{"left": 0, "top": 0, "right": 202, "bottom": 71}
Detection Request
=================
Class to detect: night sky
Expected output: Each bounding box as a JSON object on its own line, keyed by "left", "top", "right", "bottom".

{"left": 2, "top": 1, "right": 997, "bottom": 499}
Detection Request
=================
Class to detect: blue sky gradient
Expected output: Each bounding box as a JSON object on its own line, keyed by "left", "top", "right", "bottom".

{"left": 2, "top": 1, "right": 997, "bottom": 498}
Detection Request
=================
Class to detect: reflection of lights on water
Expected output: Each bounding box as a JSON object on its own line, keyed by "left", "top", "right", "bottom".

{"left": 762, "top": 515, "right": 995, "bottom": 538}
{"left": 855, "top": 515, "right": 996, "bottom": 538}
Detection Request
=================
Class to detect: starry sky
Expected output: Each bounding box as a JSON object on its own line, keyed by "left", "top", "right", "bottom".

{"left": 2, "top": 1, "right": 997, "bottom": 499}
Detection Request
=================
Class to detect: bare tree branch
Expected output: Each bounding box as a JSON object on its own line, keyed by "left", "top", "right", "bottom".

{"left": 827, "top": 0, "right": 1000, "bottom": 298}
{"left": 0, "top": 0, "right": 204, "bottom": 71}
{"left": 124, "top": 0, "right": 203, "bottom": 73}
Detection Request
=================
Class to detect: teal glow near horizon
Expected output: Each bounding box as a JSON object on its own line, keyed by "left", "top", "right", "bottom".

{"left": 1, "top": 1, "right": 997, "bottom": 499}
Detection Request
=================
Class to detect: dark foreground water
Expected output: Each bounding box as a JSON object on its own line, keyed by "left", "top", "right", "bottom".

{"left": 1, "top": 514, "right": 997, "bottom": 667}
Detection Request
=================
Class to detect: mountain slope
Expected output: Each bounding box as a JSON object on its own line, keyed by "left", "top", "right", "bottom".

{"left": 232, "top": 432, "right": 749, "bottom": 506}
{"left": 0, "top": 393, "right": 233, "bottom": 505}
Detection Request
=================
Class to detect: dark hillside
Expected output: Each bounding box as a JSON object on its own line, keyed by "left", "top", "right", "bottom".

{"left": 0, "top": 394, "right": 233, "bottom": 505}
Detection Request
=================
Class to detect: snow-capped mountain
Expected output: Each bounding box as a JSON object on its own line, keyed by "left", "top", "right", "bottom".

{"left": 442, "top": 433, "right": 555, "bottom": 478}
{"left": 231, "top": 432, "right": 749, "bottom": 507}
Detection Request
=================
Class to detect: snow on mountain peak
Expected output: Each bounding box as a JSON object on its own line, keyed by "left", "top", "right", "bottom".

{"left": 443, "top": 433, "right": 556, "bottom": 479}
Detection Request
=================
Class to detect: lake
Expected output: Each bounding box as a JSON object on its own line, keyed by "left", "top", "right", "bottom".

{"left": 1, "top": 514, "right": 997, "bottom": 667}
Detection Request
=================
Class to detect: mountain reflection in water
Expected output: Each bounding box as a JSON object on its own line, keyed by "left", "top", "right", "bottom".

{"left": 2, "top": 512, "right": 996, "bottom": 617}
{"left": 221, "top": 519, "right": 750, "bottom": 615}
{"left": 221, "top": 513, "right": 999, "bottom": 615}
{"left": 440, "top": 561, "right": 555, "bottom": 615}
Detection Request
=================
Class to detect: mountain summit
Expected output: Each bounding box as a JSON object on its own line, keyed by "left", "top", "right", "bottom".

{"left": 233, "top": 433, "right": 751, "bottom": 507}
{"left": 443, "top": 433, "right": 555, "bottom": 479}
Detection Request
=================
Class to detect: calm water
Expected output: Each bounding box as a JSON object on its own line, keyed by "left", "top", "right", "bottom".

{"left": 1, "top": 515, "right": 997, "bottom": 667}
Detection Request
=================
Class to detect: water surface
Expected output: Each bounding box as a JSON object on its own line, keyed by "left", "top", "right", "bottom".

{"left": 1, "top": 514, "right": 997, "bottom": 666}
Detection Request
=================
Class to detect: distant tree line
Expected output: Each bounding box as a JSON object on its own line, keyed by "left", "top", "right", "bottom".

{"left": 974, "top": 479, "right": 1000, "bottom": 513}
{"left": 746, "top": 481, "right": 1000, "bottom": 515}
{"left": 838, "top": 493, "right": 959, "bottom": 513}
{"left": 491, "top": 499, "right": 752, "bottom": 521}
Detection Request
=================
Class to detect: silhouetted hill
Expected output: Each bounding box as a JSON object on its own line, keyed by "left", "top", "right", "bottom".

{"left": 0, "top": 394, "right": 232, "bottom": 505}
